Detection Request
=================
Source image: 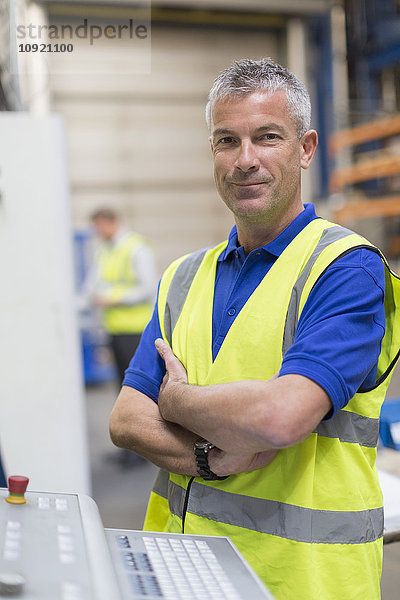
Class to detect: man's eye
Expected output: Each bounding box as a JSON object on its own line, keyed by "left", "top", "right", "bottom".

{"left": 262, "top": 133, "right": 278, "bottom": 141}
{"left": 219, "top": 136, "right": 234, "bottom": 144}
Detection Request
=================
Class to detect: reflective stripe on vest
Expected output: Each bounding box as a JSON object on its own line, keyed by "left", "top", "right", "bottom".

{"left": 163, "top": 476, "right": 383, "bottom": 544}
{"left": 313, "top": 410, "right": 379, "bottom": 447}
{"left": 151, "top": 468, "right": 383, "bottom": 543}
{"left": 281, "top": 225, "right": 354, "bottom": 355}
{"left": 164, "top": 248, "right": 208, "bottom": 345}
{"left": 152, "top": 469, "right": 169, "bottom": 499}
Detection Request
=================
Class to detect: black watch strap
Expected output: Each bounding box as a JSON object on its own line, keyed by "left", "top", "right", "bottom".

{"left": 194, "top": 438, "right": 228, "bottom": 481}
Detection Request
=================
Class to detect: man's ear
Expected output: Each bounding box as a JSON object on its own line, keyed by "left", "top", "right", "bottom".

{"left": 300, "top": 130, "right": 318, "bottom": 170}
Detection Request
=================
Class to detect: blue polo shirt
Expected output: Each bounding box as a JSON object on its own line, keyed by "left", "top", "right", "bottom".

{"left": 123, "top": 203, "right": 385, "bottom": 418}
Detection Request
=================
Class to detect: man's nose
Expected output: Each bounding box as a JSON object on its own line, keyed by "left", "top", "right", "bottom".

{"left": 235, "top": 141, "right": 260, "bottom": 172}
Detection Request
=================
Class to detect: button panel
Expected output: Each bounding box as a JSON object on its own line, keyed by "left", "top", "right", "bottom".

{"left": 0, "top": 489, "right": 94, "bottom": 599}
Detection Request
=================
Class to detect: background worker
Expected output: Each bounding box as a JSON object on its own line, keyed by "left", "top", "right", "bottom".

{"left": 109, "top": 59, "right": 400, "bottom": 599}
{"left": 83, "top": 208, "right": 157, "bottom": 468}
{"left": 89, "top": 208, "right": 157, "bottom": 386}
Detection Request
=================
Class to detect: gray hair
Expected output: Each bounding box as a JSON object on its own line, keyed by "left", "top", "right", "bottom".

{"left": 205, "top": 58, "right": 311, "bottom": 138}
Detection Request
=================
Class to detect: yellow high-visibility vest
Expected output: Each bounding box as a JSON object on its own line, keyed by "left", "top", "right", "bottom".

{"left": 144, "top": 218, "right": 400, "bottom": 600}
{"left": 98, "top": 232, "right": 152, "bottom": 334}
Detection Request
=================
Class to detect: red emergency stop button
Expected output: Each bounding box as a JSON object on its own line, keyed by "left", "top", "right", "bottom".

{"left": 6, "top": 476, "right": 29, "bottom": 504}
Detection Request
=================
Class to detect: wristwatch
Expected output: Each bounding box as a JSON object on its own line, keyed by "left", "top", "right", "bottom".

{"left": 194, "top": 438, "right": 228, "bottom": 480}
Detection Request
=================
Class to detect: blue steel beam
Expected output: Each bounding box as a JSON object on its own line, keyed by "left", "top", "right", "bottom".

{"left": 307, "top": 12, "right": 333, "bottom": 198}
{"left": 367, "top": 43, "right": 400, "bottom": 72}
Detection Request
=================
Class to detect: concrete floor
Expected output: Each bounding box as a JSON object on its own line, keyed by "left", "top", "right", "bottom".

{"left": 87, "top": 380, "right": 157, "bottom": 531}
{"left": 86, "top": 364, "right": 400, "bottom": 599}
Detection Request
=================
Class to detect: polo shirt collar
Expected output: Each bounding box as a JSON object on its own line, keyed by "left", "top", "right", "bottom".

{"left": 218, "top": 202, "right": 319, "bottom": 262}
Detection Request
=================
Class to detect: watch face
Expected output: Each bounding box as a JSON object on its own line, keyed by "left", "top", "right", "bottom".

{"left": 195, "top": 438, "right": 208, "bottom": 448}
{"left": 195, "top": 439, "right": 213, "bottom": 453}
{"left": 197, "top": 442, "right": 209, "bottom": 451}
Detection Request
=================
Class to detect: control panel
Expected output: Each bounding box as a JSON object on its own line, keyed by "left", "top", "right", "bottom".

{"left": 0, "top": 477, "right": 120, "bottom": 599}
{"left": 0, "top": 476, "right": 274, "bottom": 599}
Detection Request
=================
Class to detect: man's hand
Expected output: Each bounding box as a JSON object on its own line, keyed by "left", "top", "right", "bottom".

{"left": 154, "top": 339, "right": 279, "bottom": 476}
{"left": 155, "top": 338, "right": 188, "bottom": 421}
{"left": 92, "top": 295, "right": 118, "bottom": 308}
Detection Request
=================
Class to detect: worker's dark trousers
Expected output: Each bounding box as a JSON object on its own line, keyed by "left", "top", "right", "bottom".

{"left": 109, "top": 333, "right": 145, "bottom": 468}
{"left": 110, "top": 333, "right": 141, "bottom": 386}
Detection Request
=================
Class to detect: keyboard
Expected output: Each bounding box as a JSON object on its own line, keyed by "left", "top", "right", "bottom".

{"left": 105, "top": 529, "right": 275, "bottom": 599}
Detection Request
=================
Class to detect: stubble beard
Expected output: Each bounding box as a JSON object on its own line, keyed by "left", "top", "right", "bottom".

{"left": 220, "top": 180, "right": 283, "bottom": 223}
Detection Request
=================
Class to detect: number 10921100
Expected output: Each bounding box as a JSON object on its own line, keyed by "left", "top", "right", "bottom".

{"left": 18, "top": 43, "right": 74, "bottom": 53}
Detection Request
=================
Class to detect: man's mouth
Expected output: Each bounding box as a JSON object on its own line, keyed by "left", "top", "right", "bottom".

{"left": 230, "top": 181, "right": 269, "bottom": 186}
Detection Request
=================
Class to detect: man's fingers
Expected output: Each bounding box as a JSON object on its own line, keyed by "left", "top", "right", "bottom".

{"left": 155, "top": 338, "right": 188, "bottom": 382}
{"left": 155, "top": 338, "right": 173, "bottom": 363}
{"left": 155, "top": 338, "right": 179, "bottom": 372}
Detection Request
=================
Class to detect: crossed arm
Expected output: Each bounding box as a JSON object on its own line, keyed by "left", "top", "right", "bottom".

{"left": 109, "top": 339, "right": 331, "bottom": 477}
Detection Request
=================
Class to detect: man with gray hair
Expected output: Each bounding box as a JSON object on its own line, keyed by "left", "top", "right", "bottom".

{"left": 110, "top": 59, "right": 400, "bottom": 599}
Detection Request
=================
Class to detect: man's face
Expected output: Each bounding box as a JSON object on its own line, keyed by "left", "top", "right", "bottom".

{"left": 210, "top": 90, "right": 316, "bottom": 223}
{"left": 92, "top": 217, "right": 118, "bottom": 240}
